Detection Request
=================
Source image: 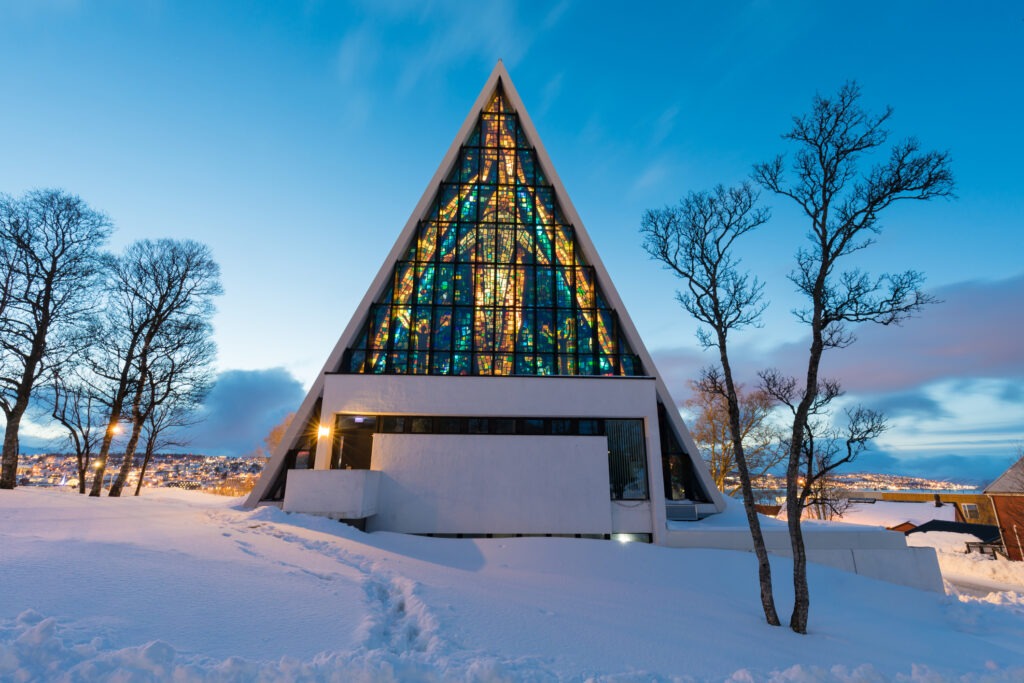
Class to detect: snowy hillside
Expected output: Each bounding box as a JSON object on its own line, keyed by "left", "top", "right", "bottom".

{"left": 1, "top": 489, "right": 1022, "bottom": 682}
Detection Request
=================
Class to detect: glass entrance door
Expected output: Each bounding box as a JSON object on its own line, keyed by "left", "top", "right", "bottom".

{"left": 331, "top": 415, "right": 377, "bottom": 470}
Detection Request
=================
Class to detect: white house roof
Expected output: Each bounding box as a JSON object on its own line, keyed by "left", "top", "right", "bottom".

{"left": 984, "top": 457, "right": 1024, "bottom": 495}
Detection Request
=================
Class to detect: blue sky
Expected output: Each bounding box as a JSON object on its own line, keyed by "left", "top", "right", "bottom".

{"left": 2, "top": 1, "right": 1021, "bottom": 483}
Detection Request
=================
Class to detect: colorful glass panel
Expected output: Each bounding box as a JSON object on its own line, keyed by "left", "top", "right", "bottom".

{"left": 344, "top": 84, "right": 641, "bottom": 376}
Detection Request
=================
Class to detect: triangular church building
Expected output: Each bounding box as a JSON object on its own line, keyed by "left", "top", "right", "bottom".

{"left": 246, "top": 63, "right": 724, "bottom": 542}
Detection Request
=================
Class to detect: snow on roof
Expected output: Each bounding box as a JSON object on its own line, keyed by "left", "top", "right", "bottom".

{"left": 836, "top": 500, "right": 957, "bottom": 528}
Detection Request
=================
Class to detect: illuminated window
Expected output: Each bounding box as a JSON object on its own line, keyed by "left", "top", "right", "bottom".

{"left": 344, "top": 85, "right": 641, "bottom": 377}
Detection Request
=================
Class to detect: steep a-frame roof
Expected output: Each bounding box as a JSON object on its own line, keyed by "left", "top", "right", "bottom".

{"left": 246, "top": 62, "right": 724, "bottom": 511}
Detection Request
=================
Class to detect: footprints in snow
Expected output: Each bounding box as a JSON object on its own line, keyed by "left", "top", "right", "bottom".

{"left": 217, "top": 511, "right": 441, "bottom": 657}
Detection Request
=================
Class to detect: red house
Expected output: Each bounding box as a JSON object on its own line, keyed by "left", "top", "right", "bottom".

{"left": 985, "top": 457, "right": 1024, "bottom": 561}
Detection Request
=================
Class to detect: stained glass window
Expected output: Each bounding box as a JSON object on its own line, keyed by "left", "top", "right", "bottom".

{"left": 344, "top": 83, "right": 642, "bottom": 377}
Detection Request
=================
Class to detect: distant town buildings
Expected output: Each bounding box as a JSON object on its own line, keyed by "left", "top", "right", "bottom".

{"left": 15, "top": 453, "right": 266, "bottom": 495}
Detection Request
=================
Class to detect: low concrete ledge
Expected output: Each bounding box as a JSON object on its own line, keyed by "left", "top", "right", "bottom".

{"left": 665, "top": 526, "right": 908, "bottom": 552}
{"left": 664, "top": 525, "right": 943, "bottom": 592}
{"left": 283, "top": 469, "right": 380, "bottom": 519}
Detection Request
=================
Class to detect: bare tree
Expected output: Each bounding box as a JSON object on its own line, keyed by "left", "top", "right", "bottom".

{"left": 50, "top": 368, "right": 105, "bottom": 494}
{"left": 0, "top": 214, "right": 17, "bottom": 329}
{"left": 89, "top": 239, "right": 221, "bottom": 497}
{"left": 761, "top": 370, "right": 887, "bottom": 520}
{"left": 641, "top": 183, "right": 780, "bottom": 626}
{"left": 124, "top": 316, "right": 215, "bottom": 495}
{"left": 753, "top": 82, "right": 954, "bottom": 633}
{"left": 0, "top": 190, "right": 111, "bottom": 489}
{"left": 133, "top": 371, "right": 211, "bottom": 496}
{"left": 686, "top": 377, "right": 782, "bottom": 495}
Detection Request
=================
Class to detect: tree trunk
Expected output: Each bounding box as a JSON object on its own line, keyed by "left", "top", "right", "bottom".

{"left": 108, "top": 417, "right": 143, "bottom": 497}
{"left": 89, "top": 420, "right": 119, "bottom": 497}
{"left": 786, "top": 469, "right": 811, "bottom": 632}
{"left": 134, "top": 442, "right": 156, "bottom": 496}
{"left": 786, "top": 284, "right": 827, "bottom": 634}
{"left": 0, "top": 413, "right": 22, "bottom": 489}
{"left": 76, "top": 452, "right": 87, "bottom": 494}
{"left": 737, "top": 456, "right": 780, "bottom": 626}
{"left": 0, "top": 398, "right": 29, "bottom": 489}
{"left": 719, "top": 341, "right": 780, "bottom": 626}
{"left": 785, "top": 386, "right": 816, "bottom": 633}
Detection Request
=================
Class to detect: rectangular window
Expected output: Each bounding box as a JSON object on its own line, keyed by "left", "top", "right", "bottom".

{"left": 410, "top": 417, "right": 433, "bottom": 434}
{"left": 489, "top": 418, "right": 516, "bottom": 435}
{"left": 962, "top": 503, "right": 980, "bottom": 520}
{"left": 517, "top": 418, "right": 546, "bottom": 435}
{"left": 605, "top": 419, "right": 648, "bottom": 500}
{"left": 551, "top": 419, "right": 574, "bottom": 435}
{"left": 434, "top": 417, "right": 466, "bottom": 434}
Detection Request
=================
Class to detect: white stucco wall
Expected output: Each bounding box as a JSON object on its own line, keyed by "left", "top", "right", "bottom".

{"left": 611, "top": 501, "right": 653, "bottom": 533}
{"left": 366, "top": 433, "right": 614, "bottom": 535}
{"left": 283, "top": 470, "right": 380, "bottom": 518}
{"left": 321, "top": 373, "right": 658, "bottom": 419}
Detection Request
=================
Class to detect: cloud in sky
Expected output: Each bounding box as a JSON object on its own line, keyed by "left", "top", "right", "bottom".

{"left": 9, "top": 368, "right": 304, "bottom": 458}
{"left": 175, "top": 368, "right": 304, "bottom": 457}
{"left": 771, "top": 275, "right": 1024, "bottom": 393}
{"left": 653, "top": 274, "right": 1024, "bottom": 397}
{"left": 650, "top": 274, "right": 1024, "bottom": 476}
{"left": 868, "top": 391, "right": 953, "bottom": 421}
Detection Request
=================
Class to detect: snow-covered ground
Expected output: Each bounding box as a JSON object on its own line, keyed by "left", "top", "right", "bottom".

{"left": 2, "top": 489, "right": 1022, "bottom": 682}
{"left": 908, "top": 531, "right": 1024, "bottom": 597}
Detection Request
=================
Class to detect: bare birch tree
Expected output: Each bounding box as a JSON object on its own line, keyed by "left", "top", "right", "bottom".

{"left": 121, "top": 315, "right": 215, "bottom": 495}
{"left": 641, "top": 182, "right": 780, "bottom": 626}
{"left": 753, "top": 82, "right": 954, "bottom": 633}
{"left": 0, "top": 190, "right": 111, "bottom": 489}
{"left": 50, "top": 368, "right": 105, "bottom": 494}
{"left": 760, "top": 370, "right": 887, "bottom": 520}
{"left": 133, "top": 370, "right": 211, "bottom": 496}
{"left": 89, "top": 239, "right": 221, "bottom": 497}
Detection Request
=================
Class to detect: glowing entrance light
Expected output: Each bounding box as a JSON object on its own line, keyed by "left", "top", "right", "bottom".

{"left": 317, "top": 425, "right": 330, "bottom": 438}
{"left": 611, "top": 533, "right": 646, "bottom": 544}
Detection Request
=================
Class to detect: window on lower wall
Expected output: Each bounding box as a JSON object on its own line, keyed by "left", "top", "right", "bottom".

{"left": 376, "top": 415, "right": 608, "bottom": 437}
{"left": 606, "top": 419, "right": 648, "bottom": 500}
{"left": 658, "top": 403, "right": 711, "bottom": 503}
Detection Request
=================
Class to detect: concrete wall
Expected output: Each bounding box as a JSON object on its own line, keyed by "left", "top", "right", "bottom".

{"left": 611, "top": 501, "right": 653, "bottom": 533}
{"left": 367, "top": 433, "right": 614, "bottom": 535}
{"left": 321, "top": 373, "right": 658, "bottom": 419}
{"left": 664, "top": 525, "right": 944, "bottom": 592}
{"left": 316, "top": 373, "right": 671, "bottom": 539}
{"left": 284, "top": 470, "right": 380, "bottom": 518}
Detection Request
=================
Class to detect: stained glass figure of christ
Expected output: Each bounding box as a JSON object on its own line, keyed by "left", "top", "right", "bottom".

{"left": 344, "top": 84, "right": 642, "bottom": 377}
